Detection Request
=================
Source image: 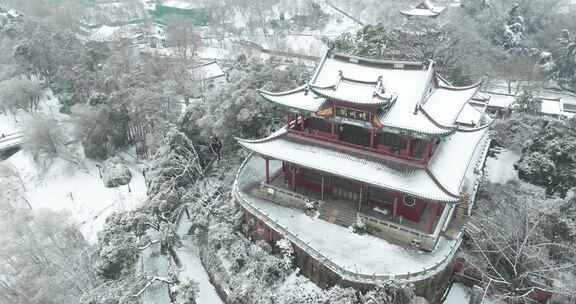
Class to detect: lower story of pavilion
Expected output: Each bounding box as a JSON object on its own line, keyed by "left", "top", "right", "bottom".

{"left": 257, "top": 158, "right": 455, "bottom": 251}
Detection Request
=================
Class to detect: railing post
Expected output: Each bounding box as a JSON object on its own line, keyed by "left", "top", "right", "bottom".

{"left": 265, "top": 158, "right": 270, "bottom": 183}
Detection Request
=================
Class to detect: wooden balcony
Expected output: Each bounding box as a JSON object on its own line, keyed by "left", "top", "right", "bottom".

{"left": 286, "top": 117, "right": 432, "bottom": 168}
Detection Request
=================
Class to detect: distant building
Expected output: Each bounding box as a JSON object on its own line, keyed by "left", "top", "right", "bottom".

{"left": 472, "top": 83, "right": 576, "bottom": 118}
{"left": 400, "top": 0, "right": 446, "bottom": 18}
{"left": 153, "top": 0, "right": 224, "bottom": 25}
{"left": 189, "top": 61, "right": 227, "bottom": 101}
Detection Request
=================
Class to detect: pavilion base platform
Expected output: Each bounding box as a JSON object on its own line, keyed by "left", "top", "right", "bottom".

{"left": 235, "top": 154, "right": 463, "bottom": 304}
{"left": 249, "top": 172, "right": 450, "bottom": 251}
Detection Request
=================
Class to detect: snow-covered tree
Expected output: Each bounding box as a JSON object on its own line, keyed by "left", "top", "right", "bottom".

{"left": 102, "top": 157, "right": 132, "bottom": 188}
{"left": 463, "top": 182, "right": 576, "bottom": 301}
{"left": 174, "top": 279, "right": 199, "bottom": 304}
{"left": 181, "top": 59, "right": 309, "bottom": 148}
{"left": 0, "top": 76, "right": 42, "bottom": 114}
{"left": 95, "top": 211, "right": 149, "bottom": 279}
{"left": 0, "top": 207, "right": 94, "bottom": 304}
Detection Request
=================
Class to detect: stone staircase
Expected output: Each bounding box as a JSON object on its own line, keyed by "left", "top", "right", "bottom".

{"left": 318, "top": 198, "right": 358, "bottom": 227}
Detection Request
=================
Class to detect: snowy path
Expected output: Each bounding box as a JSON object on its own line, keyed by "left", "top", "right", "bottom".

{"left": 175, "top": 215, "right": 224, "bottom": 304}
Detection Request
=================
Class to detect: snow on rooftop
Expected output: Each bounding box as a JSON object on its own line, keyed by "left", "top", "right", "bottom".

{"left": 423, "top": 85, "right": 480, "bottom": 126}
{"left": 238, "top": 132, "right": 458, "bottom": 202}
{"left": 259, "top": 86, "right": 327, "bottom": 112}
{"left": 190, "top": 61, "right": 225, "bottom": 80}
{"left": 456, "top": 103, "right": 485, "bottom": 126}
{"left": 540, "top": 98, "right": 563, "bottom": 116}
{"left": 485, "top": 92, "right": 515, "bottom": 109}
{"left": 312, "top": 55, "right": 453, "bottom": 135}
{"left": 160, "top": 0, "right": 217, "bottom": 10}
{"left": 428, "top": 126, "right": 490, "bottom": 196}
{"left": 311, "top": 78, "right": 390, "bottom": 105}
{"left": 237, "top": 157, "right": 458, "bottom": 276}
{"left": 400, "top": 8, "right": 442, "bottom": 17}
{"left": 89, "top": 24, "right": 142, "bottom": 42}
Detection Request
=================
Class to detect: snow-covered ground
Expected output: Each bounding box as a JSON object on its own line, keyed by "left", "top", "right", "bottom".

{"left": 0, "top": 90, "right": 147, "bottom": 243}
{"left": 0, "top": 112, "right": 21, "bottom": 136}
{"left": 4, "top": 150, "right": 147, "bottom": 243}
{"left": 175, "top": 211, "right": 224, "bottom": 304}
{"left": 485, "top": 148, "right": 521, "bottom": 184}
{"left": 444, "top": 283, "right": 470, "bottom": 303}
{"left": 248, "top": 195, "right": 456, "bottom": 275}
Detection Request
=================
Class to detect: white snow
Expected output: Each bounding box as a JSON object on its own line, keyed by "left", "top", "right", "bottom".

{"left": 3, "top": 150, "right": 147, "bottom": 243}
{"left": 313, "top": 56, "right": 453, "bottom": 135}
{"left": 0, "top": 112, "right": 22, "bottom": 136}
{"left": 443, "top": 283, "right": 470, "bottom": 304}
{"left": 238, "top": 132, "right": 459, "bottom": 202}
{"left": 423, "top": 86, "right": 480, "bottom": 126}
{"left": 190, "top": 61, "right": 226, "bottom": 80}
{"left": 175, "top": 213, "right": 224, "bottom": 304}
{"left": 0, "top": 90, "right": 149, "bottom": 243}
{"left": 161, "top": 0, "right": 203, "bottom": 10}
{"left": 245, "top": 193, "right": 457, "bottom": 275}
{"left": 485, "top": 148, "right": 521, "bottom": 184}
{"left": 259, "top": 85, "right": 326, "bottom": 112}
{"left": 540, "top": 98, "right": 563, "bottom": 116}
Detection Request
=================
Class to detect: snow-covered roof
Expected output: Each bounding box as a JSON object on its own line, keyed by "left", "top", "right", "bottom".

{"left": 456, "top": 103, "right": 485, "bottom": 126}
{"left": 309, "top": 73, "right": 395, "bottom": 106}
{"left": 89, "top": 24, "right": 142, "bottom": 42}
{"left": 400, "top": 0, "right": 446, "bottom": 17}
{"left": 483, "top": 91, "right": 515, "bottom": 109}
{"left": 421, "top": 84, "right": 481, "bottom": 127}
{"left": 190, "top": 61, "right": 225, "bottom": 80}
{"left": 428, "top": 126, "right": 490, "bottom": 196}
{"left": 258, "top": 86, "right": 327, "bottom": 112}
{"left": 237, "top": 125, "right": 490, "bottom": 202}
{"left": 258, "top": 52, "right": 483, "bottom": 135}
{"left": 540, "top": 98, "right": 563, "bottom": 116}
{"left": 159, "top": 0, "right": 222, "bottom": 10}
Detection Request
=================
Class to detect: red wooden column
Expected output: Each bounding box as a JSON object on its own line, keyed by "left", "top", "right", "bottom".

{"left": 369, "top": 129, "right": 375, "bottom": 147}
{"left": 265, "top": 159, "right": 270, "bottom": 183}
{"left": 404, "top": 138, "right": 412, "bottom": 158}
{"left": 300, "top": 113, "right": 305, "bottom": 131}
{"left": 392, "top": 197, "right": 398, "bottom": 221}
{"left": 291, "top": 167, "right": 296, "bottom": 190}
{"left": 425, "top": 140, "right": 433, "bottom": 162}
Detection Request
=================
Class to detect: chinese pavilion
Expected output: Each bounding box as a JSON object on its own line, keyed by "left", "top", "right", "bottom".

{"left": 400, "top": 0, "right": 446, "bottom": 18}
{"left": 235, "top": 50, "right": 490, "bottom": 253}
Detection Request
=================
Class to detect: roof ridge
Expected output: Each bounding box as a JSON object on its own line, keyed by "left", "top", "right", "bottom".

{"left": 257, "top": 85, "right": 308, "bottom": 97}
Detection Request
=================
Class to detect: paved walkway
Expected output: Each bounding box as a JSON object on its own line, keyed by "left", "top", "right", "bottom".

{"left": 175, "top": 213, "right": 224, "bottom": 304}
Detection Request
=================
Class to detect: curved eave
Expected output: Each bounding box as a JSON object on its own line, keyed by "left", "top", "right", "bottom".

{"left": 420, "top": 82, "right": 482, "bottom": 127}
{"left": 377, "top": 111, "right": 455, "bottom": 137}
{"left": 428, "top": 125, "right": 491, "bottom": 196}
{"left": 236, "top": 130, "right": 459, "bottom": 202}
{"left": 258, "top": 86, "right": 326, "bottom": 113}
{"left": 400, "top": 9, "right": 442, "bottom": 17}
{"left": 309, "top": 86, "right": 391, "bottom": 107}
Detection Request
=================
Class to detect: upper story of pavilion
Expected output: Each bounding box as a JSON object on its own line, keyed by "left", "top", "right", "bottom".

{"left": 257, "top": 51, "right": 489, "bottom": 169}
